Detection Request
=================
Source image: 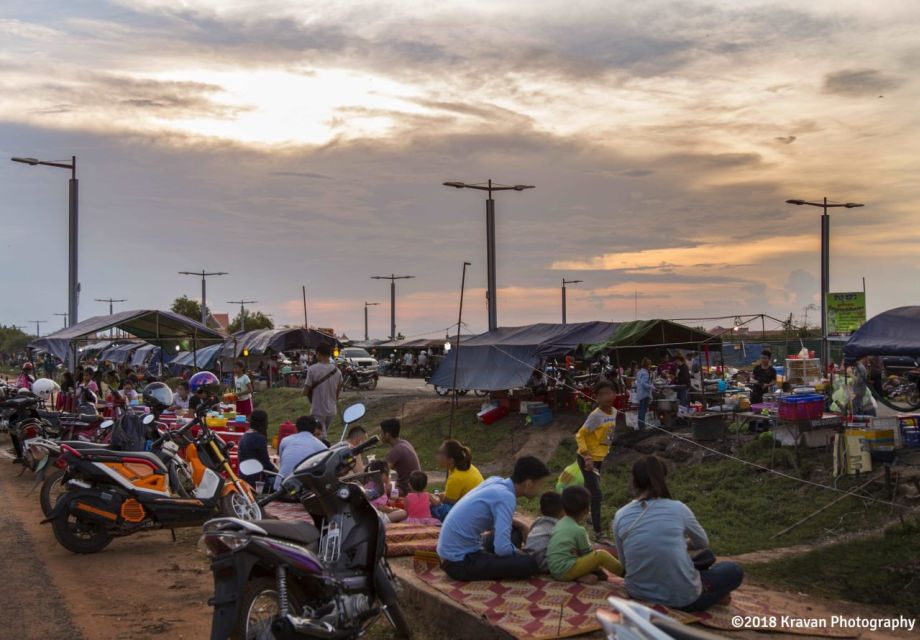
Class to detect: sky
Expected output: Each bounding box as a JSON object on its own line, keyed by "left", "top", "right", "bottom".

{"left": 1, "top": 1, "right": 919, "bottom": 339}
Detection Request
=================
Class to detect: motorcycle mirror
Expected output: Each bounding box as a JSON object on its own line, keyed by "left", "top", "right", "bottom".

{"left": 239, "top": 459, "right": 264, "bottom": 477}
{"left": 100, "top": 420, "right": 114, "bottom": 429}
{"left": 142, "top": 414, "right": 155, "bottom": 425}
{"left": 342, "top": 403, "right": 366, "bottom": 425}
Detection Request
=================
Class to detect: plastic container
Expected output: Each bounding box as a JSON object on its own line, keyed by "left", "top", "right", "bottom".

{"left": 478, "top": 405, "right": 509, "bottom": 425}
{"left": 277, "top": 421, "right": 296, "bottom": 448}
{"left": 778, "top": 394, "right": 824, "bottom": 421}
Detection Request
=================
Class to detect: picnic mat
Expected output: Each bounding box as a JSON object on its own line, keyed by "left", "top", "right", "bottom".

{"left": 263, "top": 502, "right": 440, "bottom": 558}
{"left": 412, "top": 553, "right": 856, "bottom": 639}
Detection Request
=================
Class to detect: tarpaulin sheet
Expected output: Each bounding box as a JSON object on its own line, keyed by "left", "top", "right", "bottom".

{"left": 98, "top": 342, "right": 144, "bottom": 364}
{"left": 130, "top": 344, "right": 161, "bottom": 367}
{"left": 583, "top": 320, "right": 716, "bottom": 357}
{"left": 429, "top": 322, "right": 618, "bottom": 391}
{"left": 223, "top": 328, "right": 338, "bottom": 358}
{"left": 844, "top": 306, "right": 920, "bottom": 359}
{"left": 171, "top": 343, "right": 224, "bottom": 369}
{"left": 29, "top": 309, "right": 224, "bottom": 361}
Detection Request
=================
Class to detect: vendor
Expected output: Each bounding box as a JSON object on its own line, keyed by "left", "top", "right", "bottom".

{"left": 526, "top": 369, "right": 548, "bottom": 397}
{"left": 750, "top": 350, "right": 777, "bottom": 406}
{"left": 674, "top": 354, "right": 692, "bottom": 407}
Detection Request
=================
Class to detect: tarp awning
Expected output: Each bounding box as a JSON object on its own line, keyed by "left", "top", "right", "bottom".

{"left": 98, "top": 341, "right": 144, "bottom": 364}
{"left": 583, "top": 320, "right": 717, "bottom": 357}
{"left": 171, "top": 344, "right": 224, "bottom": 369}
{"left": 130, "top": 344, "right": 161, "bottom": 367}
{"left": 429, "top": 321, "right": 618, "bottom": 391}
{"left": 28, "top": 309, "right": 225, "bottom": 361}
{"left": 844, "top": 306, "right": 920, "bottom": 359}
{"left": 223, "top": 328, "right": 339, "bottom": 358}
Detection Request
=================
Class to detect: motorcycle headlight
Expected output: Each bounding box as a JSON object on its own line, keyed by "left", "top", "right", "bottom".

{"left": 199, "top": 531, "right": 249, "bottom": 557}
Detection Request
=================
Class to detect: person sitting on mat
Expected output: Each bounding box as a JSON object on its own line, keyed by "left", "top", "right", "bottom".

{"left": 522, "top": 491, "right": 564, "bottom": 572}
{"left": 437, "top": 456, "right": 550, "bottom": 581}
{"left": 613, "top": 455, "right": 743, "bottom": 612}
{"left": 548, "top": 486, "right": 623, "bottom": 584}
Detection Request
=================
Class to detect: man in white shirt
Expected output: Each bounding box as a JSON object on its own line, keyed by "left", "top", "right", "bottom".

{"left": 302, "top": 343, "right": 343, "bottom": 438}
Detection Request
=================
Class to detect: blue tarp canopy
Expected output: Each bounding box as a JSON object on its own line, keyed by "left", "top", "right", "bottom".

{"left": 131, "top": 344, "right": 161, "bottom": 367}
{"left": 429, "top": 321, "right": 618, "bottom": 391}
{"left": 171, "top": 343, "right": 224, "bottom": 369}
{"left": 844, "top": 306, "right": 920, "bottom": 359}
{"left": 223, "top": 328, "right": 339, "bottom": 358}
{"left": 98, "top": 341, "right": 144, "bottom": 364}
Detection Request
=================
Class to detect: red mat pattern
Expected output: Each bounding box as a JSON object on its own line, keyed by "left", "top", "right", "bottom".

{"left": 412, "top": 553, "right": 856, "bottom": 639}
{"left": 263, "top": 503, "right": 440, "bottom": 558}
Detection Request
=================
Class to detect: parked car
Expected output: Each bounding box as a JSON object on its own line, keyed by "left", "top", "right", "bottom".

{"left": 337, "top": 347, "right": 379, "bottom": 370}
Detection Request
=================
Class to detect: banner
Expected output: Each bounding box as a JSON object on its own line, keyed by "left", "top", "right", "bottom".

{"left": 826, "top": 292, "right": 866, "bottom": 336}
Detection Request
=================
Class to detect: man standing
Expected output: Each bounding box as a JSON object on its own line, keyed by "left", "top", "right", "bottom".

{"left": 275, "top": 415, "right": 328, "bottom": 489}
{"left": 302, "top": 343, "right": 343, "bottom": 438}
{"left": 380, "top": 418, "right": 420, "bottom": 496}
{"left": 437, "top": 456, "right": 550, "bottom": 581}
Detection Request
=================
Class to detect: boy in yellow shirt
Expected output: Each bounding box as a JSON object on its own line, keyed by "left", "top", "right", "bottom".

{"left": 575, "top": 380, "right": 617, "bottom": 539}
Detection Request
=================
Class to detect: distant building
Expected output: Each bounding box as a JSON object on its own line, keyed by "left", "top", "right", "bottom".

{"left": 208, "top": 313, "right": 230, "bottom": 333}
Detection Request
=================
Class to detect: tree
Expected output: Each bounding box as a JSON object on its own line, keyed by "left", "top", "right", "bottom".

{"left": 228, "top": 310, "right": 274, "bottom": 334}
{"left": 171, "top": 295, "right": 202, "bottom": 322}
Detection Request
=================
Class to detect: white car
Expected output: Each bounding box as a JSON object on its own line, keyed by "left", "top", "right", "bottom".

{"left": 338, "top": 347, "right": 379, "bottom": 370}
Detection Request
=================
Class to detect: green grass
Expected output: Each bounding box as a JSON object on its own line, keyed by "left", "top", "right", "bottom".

{"left": 522, "top": 436, "right": 893, "bottom": 556}
{"left": 748, "top": 519, "right": 920, "bottom": 616}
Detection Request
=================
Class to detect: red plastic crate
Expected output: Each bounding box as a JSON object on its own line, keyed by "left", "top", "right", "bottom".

{"left": 778, "top": 395, "right": 824, "bottom": 421}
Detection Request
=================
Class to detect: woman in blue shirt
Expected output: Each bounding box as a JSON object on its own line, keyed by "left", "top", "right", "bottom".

{"left": 635, "top": 358, "right": 654, "bottom": 430}
{"left": 613, "top": 456, "right": 743, "bottom": 611}
{"left": 237, "top": 409, "right": 276, "bottom": 491}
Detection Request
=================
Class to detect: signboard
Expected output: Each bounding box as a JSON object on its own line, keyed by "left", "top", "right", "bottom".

{"left": 826, "top": 292, "right": 866, "bottom": 336}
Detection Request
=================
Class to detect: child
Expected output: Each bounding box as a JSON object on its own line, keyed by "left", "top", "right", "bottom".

{"left": 365, "top": 460, "right": 407, "bottom": 523}
{"left": 405, "top": 471, "right": 441, "bottom": 525}
{"left": 523, "top": 491, "right": 564, "bottom": 572}
{"left": 121, "top": 379, "right": 139, "bottom": 404}
{"left": 575, "top": 380, "right": 618, "bottom": 539}
{"left": 548, "top": 486, "right": 623, "bottom": 584}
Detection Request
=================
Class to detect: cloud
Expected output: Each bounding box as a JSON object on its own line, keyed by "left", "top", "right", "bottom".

{"left": 269, "top": 171, "right": 331, "bottom": 180}
{"left": 823, "top": 68, "right": 903, "bottom": 96}
{"left": 774, "top": 135, "right": 796, "bottom": 144}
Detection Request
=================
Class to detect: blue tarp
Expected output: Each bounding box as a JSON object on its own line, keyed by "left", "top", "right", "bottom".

{"left": 223, "top": 328, "right": 338, "bottom": 358}
{"left": 844, "top": 306, "right": 920, "bottom": 359}
{"left": 131, "top": 344, "right": 161, "bottom": 367}
{"left": 429, "top": 321, "right": 618, "bottom": 391}
{"left": 98, "top": 342, "right": 144, "bottom": 364}
{"left": 171, "top": 344, "right": 224, "bottom": 369}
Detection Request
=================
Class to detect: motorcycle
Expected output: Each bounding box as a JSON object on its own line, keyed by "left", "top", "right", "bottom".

{"left": 596, "top": 597, "right": 725, "bottom": 640}
{"left": 2, "top": 393, "right": 54, "bottom": 467}
{"left": 201, "top": 403, "right": 411, "bottom": 640}
{"left": 43, "top": 397, "right": 262, "bottom": 554}
{"left": 341, "top": 365, "right": 379, "bottom": 391}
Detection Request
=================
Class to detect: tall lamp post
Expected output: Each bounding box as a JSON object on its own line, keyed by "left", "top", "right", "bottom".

{"left": 785, "top": 198, "right": 865, "bottom": 370}
{"left": 370, "top": 274, "right": 415, "bottom": 340}
{"left": 179, "top": 270, "right": 228, "bottom": 326}
{"left": 95, "top": 297, "right": 127, "bottom": 316}
{"left": 53, "top": 313, "right": 69, "bottom": 329}
{"left": 11, "top": 155, "right": 79, "bottom": 325}
{"left": 227, "top": 299, "right": 257, "bottom": 332}
{"left": 443, "top": 179, "right": 534, "bottom": 331}
{"left": 28, "top": 320, "right": 47, "bottom": 337}
{"left": 364, "top": 302, "right": 380, "bottom": 341}
{"left": 561, "top": 278, "right": 583, "bottom": 325}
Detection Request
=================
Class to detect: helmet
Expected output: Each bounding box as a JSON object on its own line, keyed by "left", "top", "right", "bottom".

{"left": 188, "top": 371, "right": 220, "bottom": 394}
{"left": 22, "top": 362, "right": 33, "bottom": 371}
{"left": 142, "top": 381, "right": 174, "bottom": 409}
{"left": 32, "top": 378, "right": 60, "bottom": 400}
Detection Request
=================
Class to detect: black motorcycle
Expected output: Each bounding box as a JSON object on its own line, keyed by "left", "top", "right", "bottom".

{"left": 341, "top": 365, "right": 379, "bottom": 391}
{"left": 2, "top": 393, "right": 52, "bottom": 465}
{"left": 201, "top": 403, "right": 411, "bottom": 640}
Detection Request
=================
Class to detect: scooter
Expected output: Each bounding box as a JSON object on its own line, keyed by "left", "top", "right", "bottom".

{"left": 43, "top": 405, "right": 262, "bottom": 554}
{"left": 342, "top": 365, "right": 379, "bottom": 391}
{"left": 2, "top": 393, "right": 53, "bottom": 466}
{"left": 201, "top": 403, "right": 411, "bottom": 640}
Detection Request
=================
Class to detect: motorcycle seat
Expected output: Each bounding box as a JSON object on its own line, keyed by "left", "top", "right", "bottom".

{"left": 78, "top": 448, "right": 168, "bottom": 471}
{"left": 63, "top": 441, "right": 111, "bottom": 450}
{"left": 255, "top": 519, "right": 320, "bottom": 547}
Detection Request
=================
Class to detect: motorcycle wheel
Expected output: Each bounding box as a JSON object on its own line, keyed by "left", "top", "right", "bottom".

{"left": 221, "top": 491, "right": 263, "bottom": 521}
{"left": 40, "top": 468, "right": 67, "bottom": 517}
{"left": 51, "top": 500, "right": 113, "bottom": 554}
{"left": 473, "top": 389, "right": 488, "bottom": 397}
{"left": 232, "top": 577, "right": 305, "bottom": 640}
{"left": 375, "top": 565, "right": 412, "bottom": 639}
{"left": 433, "top": 385, "right": 450, "bottom": 397}
{"left": 366, "top": 376, "right": 378, "bottom": 391}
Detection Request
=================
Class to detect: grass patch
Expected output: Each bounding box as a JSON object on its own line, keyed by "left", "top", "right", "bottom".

{"left": 524, "top": 437, "right": 894, "bottom": 556}
{"left": 748, "top": 519, "right": 920, "bottom": 616}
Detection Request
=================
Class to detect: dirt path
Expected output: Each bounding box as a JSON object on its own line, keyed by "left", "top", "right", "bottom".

{"left": 0, "top": 437, "right": 213, "bottom": 639}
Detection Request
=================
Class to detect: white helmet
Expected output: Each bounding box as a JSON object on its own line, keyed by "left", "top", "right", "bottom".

{"left": 32, "top": 378, "right": 61, "bottom": 400}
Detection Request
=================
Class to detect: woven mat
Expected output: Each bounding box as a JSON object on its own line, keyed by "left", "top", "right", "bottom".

{"left": 412, "top": 553, "right": 856, "bottom": 639}
{"left": 263, "top": 503, "right": 440, "bottom": 558}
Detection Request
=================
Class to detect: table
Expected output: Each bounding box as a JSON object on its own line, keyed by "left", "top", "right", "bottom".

{"left": 733, "top": 411, "right": 844, "bottom": 468}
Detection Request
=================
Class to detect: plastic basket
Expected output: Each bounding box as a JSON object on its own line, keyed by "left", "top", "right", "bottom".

{"left": 778, "top": 394, "right": 824, "bottom": 421}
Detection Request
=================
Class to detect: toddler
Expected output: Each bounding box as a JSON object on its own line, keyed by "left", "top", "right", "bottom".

{"left": 523, "top": 491, "right": 564, "bottom": 572}
{"left": 365, "top": 460, "right": 407, "bottom": 523}
{"left": 548, "top": 486, "right": 623, "bottom": 584}
{"left": 405, "top": 471, "right": 441, "bottom": 526}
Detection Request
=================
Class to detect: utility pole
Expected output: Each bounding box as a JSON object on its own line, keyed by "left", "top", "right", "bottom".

{"left": 227, "top": 299, "right": 257, "bottom": 332}
{"left": 28, "top": 320, "right": 47, "bottom": 337}
{"left": 364, "top": 302, "right": 380, "bottom": 341}
{"left": 12, "top": 155, "right": 79, "bottom": 325}
{"left": 302, "top": 285, "right": 308, "bottom": 329}
{"left": 179, "top": 270, "right": 228, "bottom": 326}
{"left": 561, "top": 278, "right": 583, "bottom": 325}
{"left": 443, "top": 179, "right": 534, "bottom": 331}
{"left": 53, "top": 312, "right": 69, "bottom": 329}
{"left": 449, "top": 262, "right": 472, "bottom": 435}
{"left": 95, "top": 297, "right": 127, "bottom": 316}
{"left": 370, "top": 274, "right": 415, "bottom": 340}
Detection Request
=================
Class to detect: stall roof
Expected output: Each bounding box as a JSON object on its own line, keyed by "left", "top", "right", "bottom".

{"left": 378, "top": 335, "right": 475, "bottom": 350}
{"left": 172, "top": 343, "right": 224, "bottom": 369}
{"left": 222, "top": 328, "right": 339, "bottom": 358}
{"left": 583, "top": 320, "right": 718, "bottom": 356}
{"left": 844, "top": 306, "right": 920, "bottom": 359}
{"left": 130, "top": 344, "right": 161, "bottom": 367}
{"left": 98, "top": 341, "right": 145, "bottom": 364}
{"left": 429, "top": 321, "right": 618, "bottom": 391}
{"left": 29, "top": 309, "right": 224, "bottom": 361}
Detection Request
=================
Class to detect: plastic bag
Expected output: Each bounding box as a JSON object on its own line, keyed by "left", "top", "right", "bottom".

{"left": 555, "top": 461, "right": 584, "bottom": 493}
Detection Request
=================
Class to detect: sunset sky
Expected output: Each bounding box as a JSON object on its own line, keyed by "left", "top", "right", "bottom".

{"left": 2, "top": 1, "right": 918, "bottom": 339}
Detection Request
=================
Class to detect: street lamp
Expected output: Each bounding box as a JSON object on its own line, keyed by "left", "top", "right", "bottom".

{"left": 53, "top": 312, "right": 69, "bottom": 329}
{"left": 561, "top": 278, "right": 583, "bottom": 325}
{"left": 95, "top": 297, "right": 127, "bottom": 316}
{"left": 28, "top": 320, "right": 47, "bottom": 337}
{"left": 179, "top": 270, "right": 228, "bottom": 326}
{"left": 370, "top": 275, "right": 415, "bottom": 340}
{"left": 443, "top": 179, "right": 534, "bottom": 331}
{"left": 786, "top": 197, "right": 865, "bottom": 370}
{"left": 364, "top": 302, "right": 380, "bottom": 341}
{"left": 227, "top": 299, "right": 257, "bottom": 332}
{"left": 11, "top": 155, "right": 79, "bottom": 325}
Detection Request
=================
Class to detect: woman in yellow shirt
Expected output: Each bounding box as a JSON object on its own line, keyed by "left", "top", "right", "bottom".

{"left": 575, "top": 380, "right": 618, "bottom": 539}
{"left": 432, "top": 439, "right": 484, "bottom": 521}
